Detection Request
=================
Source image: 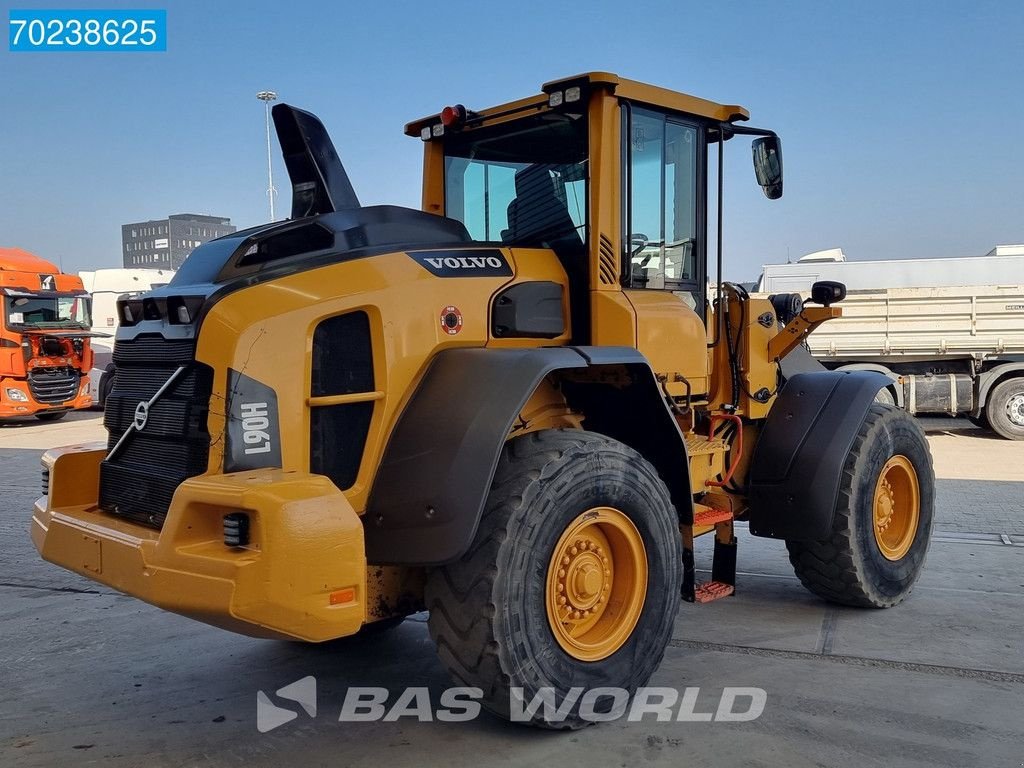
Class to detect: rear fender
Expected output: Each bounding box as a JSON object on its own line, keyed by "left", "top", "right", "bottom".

{"left": 364, "top": 346, "right": 691, "bottom": 565}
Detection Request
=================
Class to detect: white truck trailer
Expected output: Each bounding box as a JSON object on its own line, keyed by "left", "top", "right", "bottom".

{"left": 756, "top": 246, "right": 1024, "bottom": 440}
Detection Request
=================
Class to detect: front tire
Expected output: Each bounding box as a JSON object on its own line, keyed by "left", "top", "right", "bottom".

{"left": 426, "top": 430, "right": 682, "bottom": 728}
{"left": 786, "top": 405, "right": 934, "bottom": 608}
{"left": 985, "top": 378, "right": 1024, "bottom": 440}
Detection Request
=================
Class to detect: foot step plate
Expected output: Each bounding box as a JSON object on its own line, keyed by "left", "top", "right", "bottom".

{"left": 693, "top": 508, "right": 733, "bottom": 527}
{"left": 694, "top": 581, "right": 735, "bottom": 603}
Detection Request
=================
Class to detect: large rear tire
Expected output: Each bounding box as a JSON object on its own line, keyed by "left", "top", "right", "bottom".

{"left": 786, "top": 405, "right": 934, "bottom": 608}
{"left": 425, "top": 429, "right": 682, "bottom": 729}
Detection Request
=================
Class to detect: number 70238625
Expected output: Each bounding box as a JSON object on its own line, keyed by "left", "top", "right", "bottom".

{"left": 9, "top": 9, "right": 167, "bottom": 51}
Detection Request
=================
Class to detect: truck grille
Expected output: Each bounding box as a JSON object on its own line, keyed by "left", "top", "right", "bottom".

{"left": 99, "top": 335, "right": 213, "bottom": 528}
{"left": 28, "top": 366, "right": 79, "bottom": 404}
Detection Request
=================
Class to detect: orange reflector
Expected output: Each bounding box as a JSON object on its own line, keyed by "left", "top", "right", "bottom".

{"left": 330, "top": 587, "right": 357, "bottom": 605}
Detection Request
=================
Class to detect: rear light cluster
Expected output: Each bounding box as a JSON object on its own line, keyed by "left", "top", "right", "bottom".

{"left": 118, "top": 295, "right": 204, "bottom": 327}
{"left": 419, "top": 85, "right": 583, "bottom": 141}
{"left": 420, "top": 103, "right": 476, "bottom": 141}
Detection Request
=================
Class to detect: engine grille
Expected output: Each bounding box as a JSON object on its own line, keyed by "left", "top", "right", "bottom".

{"left": 28, "top": 366, "right": 79, "bottom": 404}
{"left": 310, "top": 311, "right": 374, "bottom": 490}
{"left": 99, "top": 335, "right": 212, "bottom": 528}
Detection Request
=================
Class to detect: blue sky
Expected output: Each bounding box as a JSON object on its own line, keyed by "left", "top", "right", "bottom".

{"left": 1, "top": 0, "right": 1022, "bottom": 278}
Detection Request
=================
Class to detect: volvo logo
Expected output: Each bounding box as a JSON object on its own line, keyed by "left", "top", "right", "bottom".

{"left": 106, "top": 365, "right": 187, "bottom": 462}
{"left": 133, "top": 401, "right": 149, "bottom": 431}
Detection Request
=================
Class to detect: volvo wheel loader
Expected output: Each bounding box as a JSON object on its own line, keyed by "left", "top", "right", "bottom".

{"left": 32, "top": 72, "right": 934, "bottom": 728}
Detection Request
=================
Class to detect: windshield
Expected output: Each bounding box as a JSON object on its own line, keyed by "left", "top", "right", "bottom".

{"left": 4, "top": 295, "right": 92, "bottom": 330}
{"left": 444, "top": 111, "right": 588, "bottom": 247}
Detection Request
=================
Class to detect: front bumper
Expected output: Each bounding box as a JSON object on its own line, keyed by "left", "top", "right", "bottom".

{"left": 1, "top": 377, "right": 91, "bottom": 417}
{"left": 32, "top": 445, "right": 367, "bottom": 642}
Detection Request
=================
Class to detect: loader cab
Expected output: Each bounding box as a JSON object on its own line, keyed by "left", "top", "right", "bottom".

{"left": 410, "top": 72, "right": 780, "bottom": 390}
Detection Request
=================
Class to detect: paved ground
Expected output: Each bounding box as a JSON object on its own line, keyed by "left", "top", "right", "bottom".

{"left": 1, "top": 412, "right": 1022, "bottom": 767}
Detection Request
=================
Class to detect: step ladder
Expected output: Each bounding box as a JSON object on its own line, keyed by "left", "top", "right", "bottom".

{"left": 681, "top": 498, "right": 737, "bottom": 604}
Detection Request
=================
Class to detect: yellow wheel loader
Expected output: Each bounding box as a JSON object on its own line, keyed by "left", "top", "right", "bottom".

{"left": 32, "top": 73, "right": 934, "bottom": 728}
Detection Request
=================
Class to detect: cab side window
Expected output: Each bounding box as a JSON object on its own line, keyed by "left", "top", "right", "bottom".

{"left": 622, "top": 106, "right": 701, "bottom": 298}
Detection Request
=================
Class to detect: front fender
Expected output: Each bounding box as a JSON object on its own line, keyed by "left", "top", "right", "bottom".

{"left": 747, "top": 370, "right": 888, "bottom": 540}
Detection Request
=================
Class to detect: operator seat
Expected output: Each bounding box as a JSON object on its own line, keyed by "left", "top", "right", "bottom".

{"left": 503, "top": 165, "right": 581, "bottom": 247}
{"left": 503, "top": 164, "right": 589, "bottom": 342}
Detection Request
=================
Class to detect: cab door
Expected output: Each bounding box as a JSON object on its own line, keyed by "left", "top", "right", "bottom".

{"left": 621, "top": 105, "right": 709, "bottom": 398}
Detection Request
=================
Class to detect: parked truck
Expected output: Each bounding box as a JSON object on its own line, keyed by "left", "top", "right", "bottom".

{"left": 757, "top": 248, "right": 1024, "bottom": 440}
{"left": 1, "top": 247, "right": 96, "bottom": 420}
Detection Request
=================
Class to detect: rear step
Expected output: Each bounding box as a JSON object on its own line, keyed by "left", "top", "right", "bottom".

{"left": 682, "top": 501, "right": 737, "bottom": 604}
{"left": 694, "top": 581, "right": 735, "bottom": 603}
{"left": 693, "top": 506, "right": 732, "bottom": 526}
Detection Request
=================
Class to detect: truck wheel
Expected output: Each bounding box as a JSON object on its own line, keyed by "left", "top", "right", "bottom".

{"left": 786, "top": 405, "right": 934, "bottom": 608}
{"left": 35, "top": 411, "right": 68, "bottom": 422}
{"left": 985, "top": 378, "right": 1024, "bottom": 440}
{"left": 98, "top": 368, "right": 114, "bottom": 409}
{"left": 874, "top": 386, "right": 895, "bottom": 406}
{"left": 425, "top": 429, "right": 682, "bottom": 729}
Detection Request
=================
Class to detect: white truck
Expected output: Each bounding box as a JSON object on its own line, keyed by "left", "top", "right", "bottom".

{"left": 78, "top": 268, "right": 174, "bottom": 407}
{"left": 756, "top": 246, "right": 1024, "bottom": 440}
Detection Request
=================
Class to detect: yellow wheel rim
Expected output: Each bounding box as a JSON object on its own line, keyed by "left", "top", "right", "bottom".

{"left": 872, "top": 455, "right": 921, "bottom": 561}
{"left": 545, "top": 507, "right": 647, "bottom": 662}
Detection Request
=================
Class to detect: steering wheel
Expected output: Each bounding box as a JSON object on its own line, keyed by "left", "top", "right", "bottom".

{"left": 629, "top": 233, "right": 649, "bottom": 258}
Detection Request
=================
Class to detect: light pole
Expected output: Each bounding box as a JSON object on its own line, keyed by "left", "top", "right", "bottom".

{"left": 256, "top": 90, "right": 278, "bottom": 220}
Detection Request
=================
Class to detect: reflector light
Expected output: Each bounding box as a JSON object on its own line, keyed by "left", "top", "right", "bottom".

{"left": 431, "top": 123, "right": 444, "bottom": 137}
{"left": 330, "top": 587, "right": 357, "bottom": 606}
{"left": 548, "top": 91, "right": 563, "bottom": 107}
{"left": 565, "top": 86, "right": 581, "bottom": 103}
{"left": 420, "top": 126, "right": 432, "bottom": 141}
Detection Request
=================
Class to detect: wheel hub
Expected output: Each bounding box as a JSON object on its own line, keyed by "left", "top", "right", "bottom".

{"left": 557, "top": 539, "right": 609, "bottom": 616}
{"left": 1006, "top": 393, "right": 1024, "bottom": 427}
{"left": 545, "top": 507, "right": 647, "bottom": 661}
{"left": 872, "top": 455, "right": 921, "bottom": 561}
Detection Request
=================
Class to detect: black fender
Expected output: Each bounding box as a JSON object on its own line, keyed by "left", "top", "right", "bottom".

{"left": 364, "top": 346, "right": 691, "bottom": 565}
{"left": 747, "top": 370, "right": 889, "bottom": 541}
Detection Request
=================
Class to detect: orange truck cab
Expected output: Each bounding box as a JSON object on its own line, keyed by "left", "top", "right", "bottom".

{"left": 0, "top": 248, "right": 96, "bottom": 420}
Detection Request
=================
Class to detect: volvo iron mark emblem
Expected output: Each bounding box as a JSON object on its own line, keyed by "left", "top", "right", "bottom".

{"left": 106, "top": 365, "right": 186, "bottom": 462}
{"left": 133, "top": 401, "right": 149, "bottom": 431}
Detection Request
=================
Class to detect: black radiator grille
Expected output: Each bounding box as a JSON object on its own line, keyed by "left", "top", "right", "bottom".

{"left": 99, "top": 335, "right": 212, "bottom": 528}
{"left": 28, "top": 366, "right": 79, "bottom": 404}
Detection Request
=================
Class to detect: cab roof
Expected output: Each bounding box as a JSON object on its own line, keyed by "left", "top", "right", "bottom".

{"left": 405, "top": 71, "right": 750, "bottom": 136}
{"left": 0, "top": 247, "right": 60, "bottom": 274}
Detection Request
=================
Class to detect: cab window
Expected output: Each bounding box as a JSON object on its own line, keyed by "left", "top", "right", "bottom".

{"left": 443, "top": 112, "right": 588, "bottom": 246}
{"left": 622, "top": 106, "right": 701, "bottom": 298}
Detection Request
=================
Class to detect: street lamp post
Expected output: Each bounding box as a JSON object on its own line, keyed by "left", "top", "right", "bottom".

{"left": 256, "top": 90, "right": 278, "bottom": 221}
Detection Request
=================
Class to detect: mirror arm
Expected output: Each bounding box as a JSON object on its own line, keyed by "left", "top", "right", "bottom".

{"left": 722, "top": 124, "right": 777, "bottom": 138}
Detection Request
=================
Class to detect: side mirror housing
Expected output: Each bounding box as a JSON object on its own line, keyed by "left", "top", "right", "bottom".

{"left": 752, "top": 136, "right": 783, "bottom": 199}
{"left": 810, "top": 280, "right": 846, "bottom": 307}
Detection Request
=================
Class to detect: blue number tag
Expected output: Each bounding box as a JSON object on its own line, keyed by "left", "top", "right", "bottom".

{"left": 9, "top": 9, "right": 167, "bottom": 52}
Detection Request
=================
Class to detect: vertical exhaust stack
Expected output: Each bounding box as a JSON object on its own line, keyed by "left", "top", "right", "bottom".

{"left": 271, "top": 104, "right": 361, "bottom": 219}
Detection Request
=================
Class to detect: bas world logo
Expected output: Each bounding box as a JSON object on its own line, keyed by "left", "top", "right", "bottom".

{"left": 256, "top": 676, "right": 317, "bottom": 733}
{"left": 256, "top": 679, "right": 766, "bottom": 730}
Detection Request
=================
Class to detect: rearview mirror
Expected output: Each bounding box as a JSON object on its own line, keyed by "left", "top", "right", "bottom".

{"left": 752, "top": 136, "right": 783, "bottom": 200}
